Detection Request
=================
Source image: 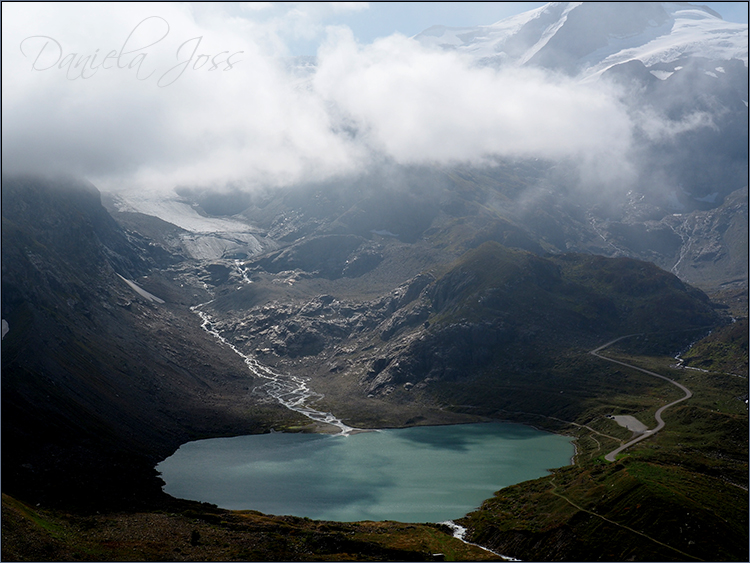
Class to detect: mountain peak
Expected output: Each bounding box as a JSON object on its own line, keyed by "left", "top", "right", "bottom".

{"left": 414, "top": 2, "right": 747, "bottom": 78}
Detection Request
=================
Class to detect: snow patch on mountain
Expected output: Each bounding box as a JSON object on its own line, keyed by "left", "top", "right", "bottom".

{"left": 112, "top": 193, "right": 268, "bottom": 260}
{"left": 581, "top": 4, "right": 748, "bottom": 80}
{"left": 113, "top": 195, "right": 254, "bottom": 234}
{"left": 180, "top": 233, "right": 263, "bottom": 260}
{"left": 650, "top": 69, "right": 674, "bottom": 80}
{"left": 518, "top": 1, "right": 581, "bottom": 66}
{"left": 413, "top": 6, "right": 534, "bottom": 56}
{"left": 414, "top": 2, "right": 748, "bottom": 80}
{"left": 416, "top": 3, "right": 547, "bottom": 55}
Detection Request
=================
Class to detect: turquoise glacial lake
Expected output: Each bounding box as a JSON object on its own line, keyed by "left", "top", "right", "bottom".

{"left": 157, "top": 422, "right": 573, "bottom": 523}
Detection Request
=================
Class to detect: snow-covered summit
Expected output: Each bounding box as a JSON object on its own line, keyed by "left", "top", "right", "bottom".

{"left": 414, "top": 2, "right": 748, "bottom": 79}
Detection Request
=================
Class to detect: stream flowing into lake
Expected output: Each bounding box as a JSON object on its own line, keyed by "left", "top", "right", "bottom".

{"left": 191, "top": 303, "right": 355, "bottom": 434}
{"left": 183, "top": 302, "right": 573, "bottom": 525}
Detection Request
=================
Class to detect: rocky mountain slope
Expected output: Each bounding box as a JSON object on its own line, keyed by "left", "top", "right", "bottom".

{"left": 415, "top": 2, "right": 747, "bottom": 79}
{"left": 3, "top": 171, "right": 727, "bottom": 505}
{"left": 198, "top": 229, "right": 721, "bottom": 426}
{"left": 1, "top": 175, "right": 303, "bottom": 510}
{"left": 3, "top": 148, "right": 745, "bottom": 561}
{"left": 414, "top": 2, "right": 748, "bottom": 266}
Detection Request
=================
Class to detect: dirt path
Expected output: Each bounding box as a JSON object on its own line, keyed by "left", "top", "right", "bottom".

{"left": 589, "top": 336, "right": 693, "bottom": 462}
{"left": 548, "top": 478, "right": 704, "bottom": 561}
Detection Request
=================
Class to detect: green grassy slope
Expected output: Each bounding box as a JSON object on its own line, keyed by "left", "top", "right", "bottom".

{"left": 367, "top": 242, "right": 721, "bottom": 421}
{"left": 681, "top": 318, "right": 749, "bottom": 376}
{"left": 1, "top": 494, "right": 500, "bottom": 562}
{"left": 458, "top": 350, "right": 748, "bottom": 562}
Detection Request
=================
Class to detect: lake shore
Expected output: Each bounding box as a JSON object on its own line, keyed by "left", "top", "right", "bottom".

{"left": 157, "top": 422, "right": 574, "bottom": 523}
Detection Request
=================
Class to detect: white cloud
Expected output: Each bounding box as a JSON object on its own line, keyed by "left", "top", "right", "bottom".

{"left": 315, "top": 29, "right": 634, "bottom": 167}
{"left": 2, "top": 2, "right": 642, "bottom": 195}
{"left": 329, "top": 2, "right": 370, "bottom": 14}
{"left": 635, "top": 109, "right": 717, "bottom": 141}
{"left": 240, "top": 2, "right": 273, "bottom": 12}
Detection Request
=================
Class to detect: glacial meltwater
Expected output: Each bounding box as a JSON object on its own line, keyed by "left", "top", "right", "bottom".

{"left": 157, "top": 422, "right": 573, "bottom": 523}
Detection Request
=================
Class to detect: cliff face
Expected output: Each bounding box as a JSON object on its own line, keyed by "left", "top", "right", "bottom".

{"left": 1, "top": 176, "right": 296, "bottom": 510}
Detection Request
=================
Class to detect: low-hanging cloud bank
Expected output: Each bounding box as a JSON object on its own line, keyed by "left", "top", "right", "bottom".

{"left": 0, "top": 3, "right": 712, "bottom": 196}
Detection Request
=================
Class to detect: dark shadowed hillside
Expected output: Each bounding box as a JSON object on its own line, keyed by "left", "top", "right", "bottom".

{"left": 1, "top": 176, "right": 301, "bottom": 510}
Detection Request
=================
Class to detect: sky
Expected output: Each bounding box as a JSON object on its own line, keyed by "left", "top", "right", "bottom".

{"left": 2, "top": 2, "right": 747, "bottom": 196}
{"left": 259, "top": 2, "right": 747, "bottom": 55}
{"left": 239, "top": 3, "right": 550, "bottom": 56}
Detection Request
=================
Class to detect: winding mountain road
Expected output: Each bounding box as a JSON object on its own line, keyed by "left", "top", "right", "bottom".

{"left": 590, "top": 336, "right": 693, "bottom": 462}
